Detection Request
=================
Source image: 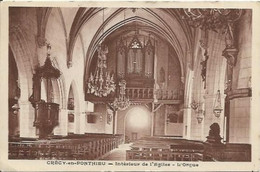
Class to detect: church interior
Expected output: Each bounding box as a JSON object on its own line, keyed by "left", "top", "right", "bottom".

{"left": 8, "top": 7, "right": 252, "bottom": 161}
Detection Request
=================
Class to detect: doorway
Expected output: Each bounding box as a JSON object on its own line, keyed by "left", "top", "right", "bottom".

{"left": 124, "top": 106, "right": 151, "bottom": 143}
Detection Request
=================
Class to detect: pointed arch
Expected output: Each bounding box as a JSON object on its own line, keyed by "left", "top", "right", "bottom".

{"left": 68, "top": 80, "right": 80, "bottom": 113}
{"left": 84, "top": 16, "right": 186, "bottom": 94}
{"left": 9, "top": 25, "right": 34, "bottom": 101}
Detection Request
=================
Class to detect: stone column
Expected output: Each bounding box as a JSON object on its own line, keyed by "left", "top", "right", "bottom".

{"left": 183, "top": 107, "right": 192, "bottom": 139}
{"left": 223, "top": 10, "right": 252, "bottom": 144}
{"left": 19, "top": 100, "right": 37, "bottom": 138}
{"left": 164, "top": 110, "right": 167, "bottom": 135}
{"left": 53, "top": 109, "right": 68, "bottom": 136}
{"left": 183, "top": 69, "right": 194, "bottom": 139}
{"left": 150, "top": 112, "right": 154, "bottom": 136}
{"left": 112, "top": 111, "right": 117, "bottom": 135}
{"left": 74, "top": 112, "right": 81, "bottom": 134}
{"left": 226, "top": 90, "right": 251, "bottom": 143}
{"left": 79, "top": 112, "right": 86, "bottom": 134}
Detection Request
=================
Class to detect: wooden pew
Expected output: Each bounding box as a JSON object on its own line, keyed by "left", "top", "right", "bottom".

{"left": 127, "top": 137, "right": 251, "bottom": 162}
{"left": 203, "top": 143, "right": 251, "bottom": 162}
{"left": 9, "top": 134, "right": 124, "bottom": 160}
{"left": 9, "top": 141, "right": 73, "bottom": 160}
{"left": 126, "top": 137, "right": 204, "bottom": 161}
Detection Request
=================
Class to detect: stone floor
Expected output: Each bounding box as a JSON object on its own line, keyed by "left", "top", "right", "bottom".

{"left": 101, "top": 143, "right": 132, "bottom": 160}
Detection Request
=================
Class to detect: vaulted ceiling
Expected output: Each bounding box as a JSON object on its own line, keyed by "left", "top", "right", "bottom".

{"left": 71, "top": 8, "right": 195, "bottom": 76}
{"left": 38, "top": 7, "right": 196, "bottom": 76}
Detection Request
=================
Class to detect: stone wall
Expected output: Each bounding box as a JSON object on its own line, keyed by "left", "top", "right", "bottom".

{"left": 228, "top": 10, "right": 252, "bottom": 144}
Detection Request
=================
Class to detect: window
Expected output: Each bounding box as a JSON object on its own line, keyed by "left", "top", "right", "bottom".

{"left": 86, "top": 113, "right": 97, "bottom": 123}
{"left": 167, "top": 113, "right": 183, "bottom": 123}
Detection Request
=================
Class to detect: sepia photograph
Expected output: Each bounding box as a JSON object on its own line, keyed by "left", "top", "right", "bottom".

{"left": 1, "top": 1, "right": 260, "bottom": 171}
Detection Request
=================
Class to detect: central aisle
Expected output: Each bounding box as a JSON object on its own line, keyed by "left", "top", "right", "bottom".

{"left": 101, "top": 143, "right": 132, "bottom": 160}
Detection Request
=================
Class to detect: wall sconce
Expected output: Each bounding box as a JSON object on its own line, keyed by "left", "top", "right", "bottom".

{"left": 191, "top": 100, "right": 199, "bottom": 110}
{"left": 196, "top": 109, "right": 205, "bottom": 124}
{"left": 68, "top": 113, "right": 74, "bottom": 123}
{"left": 196, "top": 116, "right": 203, "bottom": 124}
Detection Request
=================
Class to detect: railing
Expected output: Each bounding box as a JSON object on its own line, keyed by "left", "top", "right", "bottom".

{"left": 125, "top": 88, "right": 183, "bottom": 101}
{"left": 86, "top": 85, "right": 183, "bottom": 103}
{"left": 155, "top": 89, "right": 182, "bottom": 100}
{"left": 126, "top": 87, "right": 154, "bottom": 100}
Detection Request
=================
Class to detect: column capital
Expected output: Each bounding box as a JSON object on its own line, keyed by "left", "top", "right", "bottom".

{"left": 225, "top": 88, "right": 252, "bottom": 101}
{"left": 222, "top": 48, "right": 239, "bottom": 67}
{"left": 36, "top": 35, "right": 47, "bottom": 48}
{"left": 203, "top": 93, "right": 227, "bottom": 99}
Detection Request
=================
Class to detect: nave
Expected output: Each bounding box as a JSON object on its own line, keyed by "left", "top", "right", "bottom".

{"left": 7, "top": 7, "right": 252, "bottom": 163}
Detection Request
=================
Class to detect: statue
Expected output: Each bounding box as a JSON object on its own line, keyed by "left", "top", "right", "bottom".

{"left": 206, "top": 123, "right": 223, "bottom": 144}
{"left": 200, "top": 50, "right": 209, "bottom": 89}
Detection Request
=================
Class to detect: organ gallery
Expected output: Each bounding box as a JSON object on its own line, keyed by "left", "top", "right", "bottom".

{"left": 5, "top": 5, "right": 256, "bottom": 166}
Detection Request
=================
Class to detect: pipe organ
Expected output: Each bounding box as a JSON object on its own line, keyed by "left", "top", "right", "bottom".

{"left": 116, "top": 35, "right": 155, "bottom": 89}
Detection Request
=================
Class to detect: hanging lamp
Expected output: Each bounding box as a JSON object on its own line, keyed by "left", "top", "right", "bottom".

{"left": 109, "top": 80, "right": 131, "bottom": 111}
{"left": 87, "top": 8, "right": 116, "bottom": 97}
{"left": 196, "top": 114, "right": 204, "bottom": 124}
{"left": 213, "top": 37, "right": 224, "bottom": 118}
{"left": 196, "top": 103, "right": 205, "bottom": 124}
{"left": 213, "top": 89, "right": 223, "bottom": 117}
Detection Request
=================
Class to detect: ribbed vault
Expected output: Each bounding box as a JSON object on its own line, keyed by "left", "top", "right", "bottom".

{"left": 62, "top": 8, "right": 195, "bottom": 94}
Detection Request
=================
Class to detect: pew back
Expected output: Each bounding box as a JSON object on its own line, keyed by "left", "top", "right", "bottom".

{"left": 9, "top": 134, "right": 124, "bottom": 160}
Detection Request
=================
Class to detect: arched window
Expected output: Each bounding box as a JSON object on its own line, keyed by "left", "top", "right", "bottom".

{"left": 67, "top": 85, "right": 74, "bottom": 110}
